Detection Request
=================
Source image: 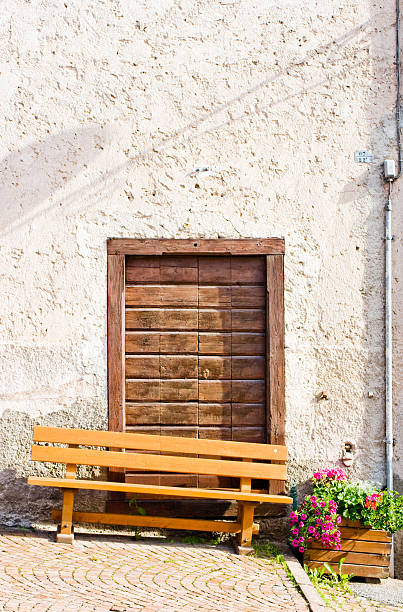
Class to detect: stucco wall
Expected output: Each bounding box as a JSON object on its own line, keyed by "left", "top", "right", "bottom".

{"left": 0, "top": 0, "right": 401, "bottom": 572}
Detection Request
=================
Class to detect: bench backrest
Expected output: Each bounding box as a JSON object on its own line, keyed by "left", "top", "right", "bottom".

{"left": 31, "top": 426, "right": 288, "bottom": 481}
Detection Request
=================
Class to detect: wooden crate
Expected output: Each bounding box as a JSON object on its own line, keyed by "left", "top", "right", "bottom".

{"left": 303, "top": 519, "right": 392, "bottom": 579}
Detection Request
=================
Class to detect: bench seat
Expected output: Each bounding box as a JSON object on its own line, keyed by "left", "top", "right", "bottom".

{"left": 28, "top": 476, "right": 289, "bottom": 504}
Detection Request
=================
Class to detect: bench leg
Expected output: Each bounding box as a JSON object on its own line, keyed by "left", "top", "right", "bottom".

{"left": 234, "top": 502, "right": 257, "bottom": 555}
{"left": 57, "top": 489, "right": 75, "bottom": 544}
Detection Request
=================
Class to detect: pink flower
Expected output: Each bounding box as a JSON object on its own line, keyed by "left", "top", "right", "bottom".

{"left": 292, "top": 539, "right": 299, "bottom": 547}
{"left": 299, "top": 546, "right": 305, "bottom": 553}
{"left": 301, "top": 514, "right": 307, "bottom": 521}
{"left": 299, "top": 522, "right": 304, "bottom": 528}
{"left": 291, "top": 528, "right": 299, "bottom": 535}
{"left": 314, "top": 509, "right": 320, "bottom": 515}
{"left": 336, "top": 516, "right": 341, "bottom": 525}
{"left": 310, "top": 496, "right": 317, "bottom": 502}
{"left": 312, "top": 502, "right": 318, "bottom": 508}
{"left": 308, "top": 526, "right": 315, "bottom": 534}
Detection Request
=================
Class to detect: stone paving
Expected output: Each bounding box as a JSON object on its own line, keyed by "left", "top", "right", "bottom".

{"left": 0, "top": 530, "right": 401, "bottom": 611}
{"left": 0, "top": 530, "right": 308, "bottom": 611}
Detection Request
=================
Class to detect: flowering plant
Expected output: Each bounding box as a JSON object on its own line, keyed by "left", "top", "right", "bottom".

{"left": 288, "top": 495, "right": 341, "bottom": 554}
{"left": 289, "top": 468, "right": 403, "bottom": 553}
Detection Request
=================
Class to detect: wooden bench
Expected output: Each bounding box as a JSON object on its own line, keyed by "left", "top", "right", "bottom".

{"left": 28, "top": 426, "right": 292, "bottom": 553}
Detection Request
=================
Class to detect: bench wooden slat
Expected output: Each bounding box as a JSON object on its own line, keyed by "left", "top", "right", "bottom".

{"left": 28, "top": 476, "right": 293, "bottom": 504}
{"left": 32, "top": 427, "right": 287, "bottom": 461}
{"left": 51, "top": 510, "right": 260, "bottom": 534}
{"left": 31, "top": 446, "right": 287, "bottom": 480}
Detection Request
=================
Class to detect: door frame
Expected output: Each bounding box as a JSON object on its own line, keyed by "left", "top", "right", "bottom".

{"left": 107, "top": 238, "right": 285, "bottom": 459}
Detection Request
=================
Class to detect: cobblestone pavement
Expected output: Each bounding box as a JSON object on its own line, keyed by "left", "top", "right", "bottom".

{"left": 0, "top": 530, "right": 400, "bottom": 611}
{"left": 0, "top": 530, "right": 308, "bottom": 611}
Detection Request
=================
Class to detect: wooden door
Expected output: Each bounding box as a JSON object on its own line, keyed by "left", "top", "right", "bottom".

{"left": 107, "top": 239, "right": 285, "bottom": 517}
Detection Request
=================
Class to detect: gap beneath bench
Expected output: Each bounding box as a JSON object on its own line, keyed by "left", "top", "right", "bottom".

{"left": 52, "top": 510, "right": 259, "bottom": 535}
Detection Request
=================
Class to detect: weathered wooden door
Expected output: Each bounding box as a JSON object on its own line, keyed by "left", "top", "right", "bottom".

{"left": 107, "top": 239, "right": 285, "bottom": 517}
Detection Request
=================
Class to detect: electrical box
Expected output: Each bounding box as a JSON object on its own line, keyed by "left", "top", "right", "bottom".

{"left": 384, "top": 159, "right": 396, "bottom": 179}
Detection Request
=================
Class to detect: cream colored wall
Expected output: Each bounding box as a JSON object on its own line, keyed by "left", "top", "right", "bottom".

{"left": 0, "top": 0, "right": 400, "bottom": 569}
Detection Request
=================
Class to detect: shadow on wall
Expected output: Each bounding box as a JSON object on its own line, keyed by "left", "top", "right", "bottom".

{"left": 0, "top": 126, "right": 111, "bottom": 235}
{"left": 0, "top": 405, "right": 107, "bottom": 525}
{"left": 0, "top": 22, "right": 370, "bottom": 236}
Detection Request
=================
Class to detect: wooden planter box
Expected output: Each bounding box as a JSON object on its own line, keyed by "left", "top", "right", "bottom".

{"left": 303, "top": 519, "right": 392, "bottom": 579}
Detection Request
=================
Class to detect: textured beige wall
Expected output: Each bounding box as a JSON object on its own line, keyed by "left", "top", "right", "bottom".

{"left": 0, "top": 0, "right": 401, "bottom": 568}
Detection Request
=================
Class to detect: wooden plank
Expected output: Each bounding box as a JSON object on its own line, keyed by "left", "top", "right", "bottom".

{"left": 126, "top": 474, "right": 198, "bottom": 488}
{"left": 232, "top": 310, "right": 265, "bottom": 331}
{"left": 231, "top": 257, "right": 266, "bottom": 284}
{"left": 108, "top": 238, "right": 285, "bottom": 256}
{"left": 339, "top": 528, "right": 392, "bottom": 542}
{"left": 125, "top": 380, "right": 160, "bottom": 401}
{"left": 199, "top": 286, "right": 231, "bottom": 307}
{"left": 232, "top": 404, "right": 265, "bottom": 425}
{"left": 52, "top": 510, "right": 245, "bottom": 533}
{"left": 125, "top": 256, "right": 160, "bottom": 283}
{"left": 198, "top": 404, "right": 231, "bottom": 425}
{"left": 160, "top": 380, "right": 198, "bottom": 402}
{"left": 125, "top": 256, "right": 199, "bottom": 284}
{"left": 160, "top": 356, "right": 198, "bottom": 378}
{"left": 198, "top": 310, "right": 231, "bottom": 331}
{"left": 198, "top": 476, "right": 237, "bottom": 488}
{"left": 231, "top": 333, "right": 266, "bottom": 355}
{"left": 199, "top": 357, "right": 231, "bottom": 379}
{"left": 125, "top": 285, "right": 198, "bottom": 307}
{"left": 198, "top": 333, "right": 265, "bottom": 355}
{"left": 231, "top": 357, "right": 265, "bottom": 380}
{"left": 29, "top": 476, "right": 292, "bottom": 503}
{"left": 232, "top": 381, "right": 265, "bottom": 403}
{"left": 125, "top": 403, "right": 199, "bottom": 426}
{"left": 32, "top": 427, "right": 288, "bottom": 460}
{"left": 232, "top": 427, "right": 265, "bottom": 443}
{"left": 125, "top": 332, "right": 198, "bottom": 354}
{"left": 159, "top": 333, "right": 198, "bottom": 354}
{"left": 305, "top": 561, "right": 389, "bottom": 579}
{"left": 309, "top": 539, "right": 392, "bottom": 554}
{"left": 125, "top": 380, "right": 198, "bottom": 402}
{"left": 30, "top": 446, "right": 288, "bottom": 479}
{"left": 198, "top": 310, "right": 266, "bottom": 331}
{"left": 199, "top": 381, "right": 231, "bottom": 402}
{"left": 231, "top": 286, "right": 266, "bottom": 308}
{"left": 108, "top": 254, "right": 125, "bottom": 432}
{"left": 125, "top": 309, "right": 198, "bottom": 330}
{"left": 305, "top": 549, "right": 390, "bottom": 567}
{"left": 198, "top": 427, "right": 231, "bottom": 440}
{"left": 267, "top": 255, "right": 285, "bottom": 494}
{"left": 198, "top": 257, "right": 231, "bottom": 284}
{"left": 198, "top": 380, "right": 265, "bottom": 404}
{"left": 125, "top": 356, "right": 198, "bottom": 379}
{"left": 125, "top": 356, "right": 160, "bottom": 378}
{"left": 160, "top": 256, "right": 198, "bottom": 283}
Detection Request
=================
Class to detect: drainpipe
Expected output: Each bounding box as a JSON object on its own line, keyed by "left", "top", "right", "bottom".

{"left": 384, "top": 175, "right": 394, "bottom": 493}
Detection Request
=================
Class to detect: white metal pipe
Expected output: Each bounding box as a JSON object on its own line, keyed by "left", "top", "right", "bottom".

{"left": 385, "top": 179, "right": 393, "bottom": 492}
